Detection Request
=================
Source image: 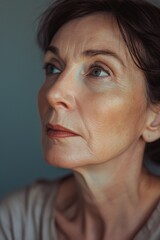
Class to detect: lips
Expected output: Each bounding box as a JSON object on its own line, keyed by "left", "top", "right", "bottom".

{"left": 46, "top": 123, "right": 79, "bottom": 138}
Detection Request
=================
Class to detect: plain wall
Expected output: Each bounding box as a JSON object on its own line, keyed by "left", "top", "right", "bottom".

{"left": 0, "top": 0, "right": 70, "bottom": 198}
{"left": 0, "top": 0, "right": 160, "bottom": 198}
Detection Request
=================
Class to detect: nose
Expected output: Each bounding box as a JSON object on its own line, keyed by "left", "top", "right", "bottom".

{"left": 45, "top": 73, "right": 77, "bottom": 111}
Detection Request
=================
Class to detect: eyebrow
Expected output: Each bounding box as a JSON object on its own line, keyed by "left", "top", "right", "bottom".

{"left": 45, "top": 46, "right": 125, "bottom": 67}
{"left": 45, "top": 46, "right": 59, "bottom": 55}
{"left": 82, "top": 49, "right": 125, "bottom": 67}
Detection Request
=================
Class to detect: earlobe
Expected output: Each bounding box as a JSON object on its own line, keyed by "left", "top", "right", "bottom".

{"left": 142, "top": 110, "right": 160, "bottom": 143}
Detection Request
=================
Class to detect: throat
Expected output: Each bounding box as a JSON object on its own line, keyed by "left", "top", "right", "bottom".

{"left": 55, "top": 175, "right": 137, "bottom": 240}
{"left": 54, "top": 170, "right": 160, "bottom": 240}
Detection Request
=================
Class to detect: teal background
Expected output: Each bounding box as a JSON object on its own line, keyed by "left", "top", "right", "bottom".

{"left": 0, "top": 0, "right": 70, "bottom": 198}
{"left": 0, "top": 0, "right": 159, "bottom": 198}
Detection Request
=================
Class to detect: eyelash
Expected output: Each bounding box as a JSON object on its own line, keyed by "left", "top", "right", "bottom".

{"left": 43, "top": 63, "right": 61, "bottom": 76}
{"left": 43, "top": 62, "right": 111, "bottom": 79}
{"left": 87, "top": 63, "right": 111, "bottom": 78}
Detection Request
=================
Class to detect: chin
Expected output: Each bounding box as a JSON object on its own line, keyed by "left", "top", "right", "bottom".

{"left": 44, "top": 152, "right": 76, "bottom": 169}
{"left": 42, "top": 136, "right": 96, "bottom": 169}
{"left": 43, "top": 147, "right": 96, "bottom": 170}
{"left": 43, "top": 146, "right": 76, "bottom": 168}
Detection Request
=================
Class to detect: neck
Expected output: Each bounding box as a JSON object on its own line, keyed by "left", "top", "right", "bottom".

{"left": 72, "top": 143, "right": 159, "bottom": 239}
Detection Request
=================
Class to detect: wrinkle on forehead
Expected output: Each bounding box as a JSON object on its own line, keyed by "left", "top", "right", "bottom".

{"left": 51, "top": 13, "right": 129, "bottom": 63}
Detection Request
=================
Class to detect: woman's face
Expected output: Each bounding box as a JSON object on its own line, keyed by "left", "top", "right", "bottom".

{"left": 38, "top": 13, "right": 149, "bottom": 169}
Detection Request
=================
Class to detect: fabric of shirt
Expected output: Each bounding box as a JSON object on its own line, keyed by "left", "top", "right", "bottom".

{"left": 0, "top": 178, "right": 160, "bottom": 240}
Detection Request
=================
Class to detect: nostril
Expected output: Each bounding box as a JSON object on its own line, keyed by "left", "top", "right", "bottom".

{"left": 57, "top": 101, "right": 68, "bottom": 108}
{"left": 46, "top": 91, "right": 76, "bottom": 111}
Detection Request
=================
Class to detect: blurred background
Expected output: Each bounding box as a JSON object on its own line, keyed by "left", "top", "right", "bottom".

{"left": 0, "top": 0, "right": 160, "bottom": 198}
{"left": 0, "top": 0, "right": 70, "bottom": 198}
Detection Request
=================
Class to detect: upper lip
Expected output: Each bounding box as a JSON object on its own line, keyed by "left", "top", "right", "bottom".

{"left": 46, "top": 123, "right": 79, "bottom": 135}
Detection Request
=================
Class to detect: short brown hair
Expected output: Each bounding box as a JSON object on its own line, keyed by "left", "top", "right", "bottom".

{"left": 37, "top": 0, "right": 160, "bottom": 164}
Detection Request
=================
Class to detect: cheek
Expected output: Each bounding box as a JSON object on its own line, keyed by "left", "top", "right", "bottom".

{"left": 83, "top": 91, "right": 147, "bottom": 147}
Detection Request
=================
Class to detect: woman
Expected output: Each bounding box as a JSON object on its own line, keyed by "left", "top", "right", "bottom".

{"left": 0, "top": 0, "right": 160, "bottom": 239}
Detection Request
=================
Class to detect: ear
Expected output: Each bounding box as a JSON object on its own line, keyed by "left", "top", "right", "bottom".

{"left": 142, "top": 106, "right": 160, "bottom": 143}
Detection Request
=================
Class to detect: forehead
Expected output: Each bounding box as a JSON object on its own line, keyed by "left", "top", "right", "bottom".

{"left": 49, "top": 13, "right": 129, "bottom": 62}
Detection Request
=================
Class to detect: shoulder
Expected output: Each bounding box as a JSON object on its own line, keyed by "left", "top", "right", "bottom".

{"left": 135, "top": 199, "right": 160, "bottom": 240}
{"left": 0, "top": 178, "right": 58, "bottom": 215}
{"left": 0, "top": 178, "right": 59, "bottom": 240}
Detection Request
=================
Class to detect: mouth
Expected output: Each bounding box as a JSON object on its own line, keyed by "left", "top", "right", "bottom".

{"left": 46, "top": 123, "right": 79, "bottom": 138}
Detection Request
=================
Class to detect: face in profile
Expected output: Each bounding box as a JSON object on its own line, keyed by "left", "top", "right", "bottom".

{"left": 38, "top": 13, "right": 149, "bottom": 170}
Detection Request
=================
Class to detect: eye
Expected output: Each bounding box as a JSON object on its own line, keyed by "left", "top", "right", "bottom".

{"left": 43, "top": 63, "right": 61, "bottom": 76}
{"left": 88, "top": 64, "right": 110, "bottom": 78}
{"left": 90, "top": 67, "right": 109, "bottom": 77}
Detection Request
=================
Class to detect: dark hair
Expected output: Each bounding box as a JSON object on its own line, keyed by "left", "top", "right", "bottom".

{"left": 37, "top": 0, "right": 160, "bottom": 164}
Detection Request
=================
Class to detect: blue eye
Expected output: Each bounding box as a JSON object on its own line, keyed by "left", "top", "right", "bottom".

{"left": 43, "top": 63, "right": 61, "bottom": 75}
{"left": 88, "top": 63, "right": 110, "bottom": 78}
{"left": 90, "top": 67, "right": 109, "bottom": 77}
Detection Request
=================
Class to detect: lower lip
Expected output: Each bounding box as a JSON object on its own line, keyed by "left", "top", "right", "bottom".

{"left": 47, "top": 130, "right": 78, "bottom": 138}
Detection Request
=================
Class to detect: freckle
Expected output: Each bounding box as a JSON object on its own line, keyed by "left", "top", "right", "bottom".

{"left": 147, "top": 135, "right": 150, "bottom": 140}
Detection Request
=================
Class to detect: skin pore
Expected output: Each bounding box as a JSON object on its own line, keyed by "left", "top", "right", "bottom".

{"left": 38, "top": 13, "right": 160, "bottom": 240}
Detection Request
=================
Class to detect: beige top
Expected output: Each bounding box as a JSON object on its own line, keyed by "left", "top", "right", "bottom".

{"left": 0, "top": 177, "right": 160, "bottom": 240}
